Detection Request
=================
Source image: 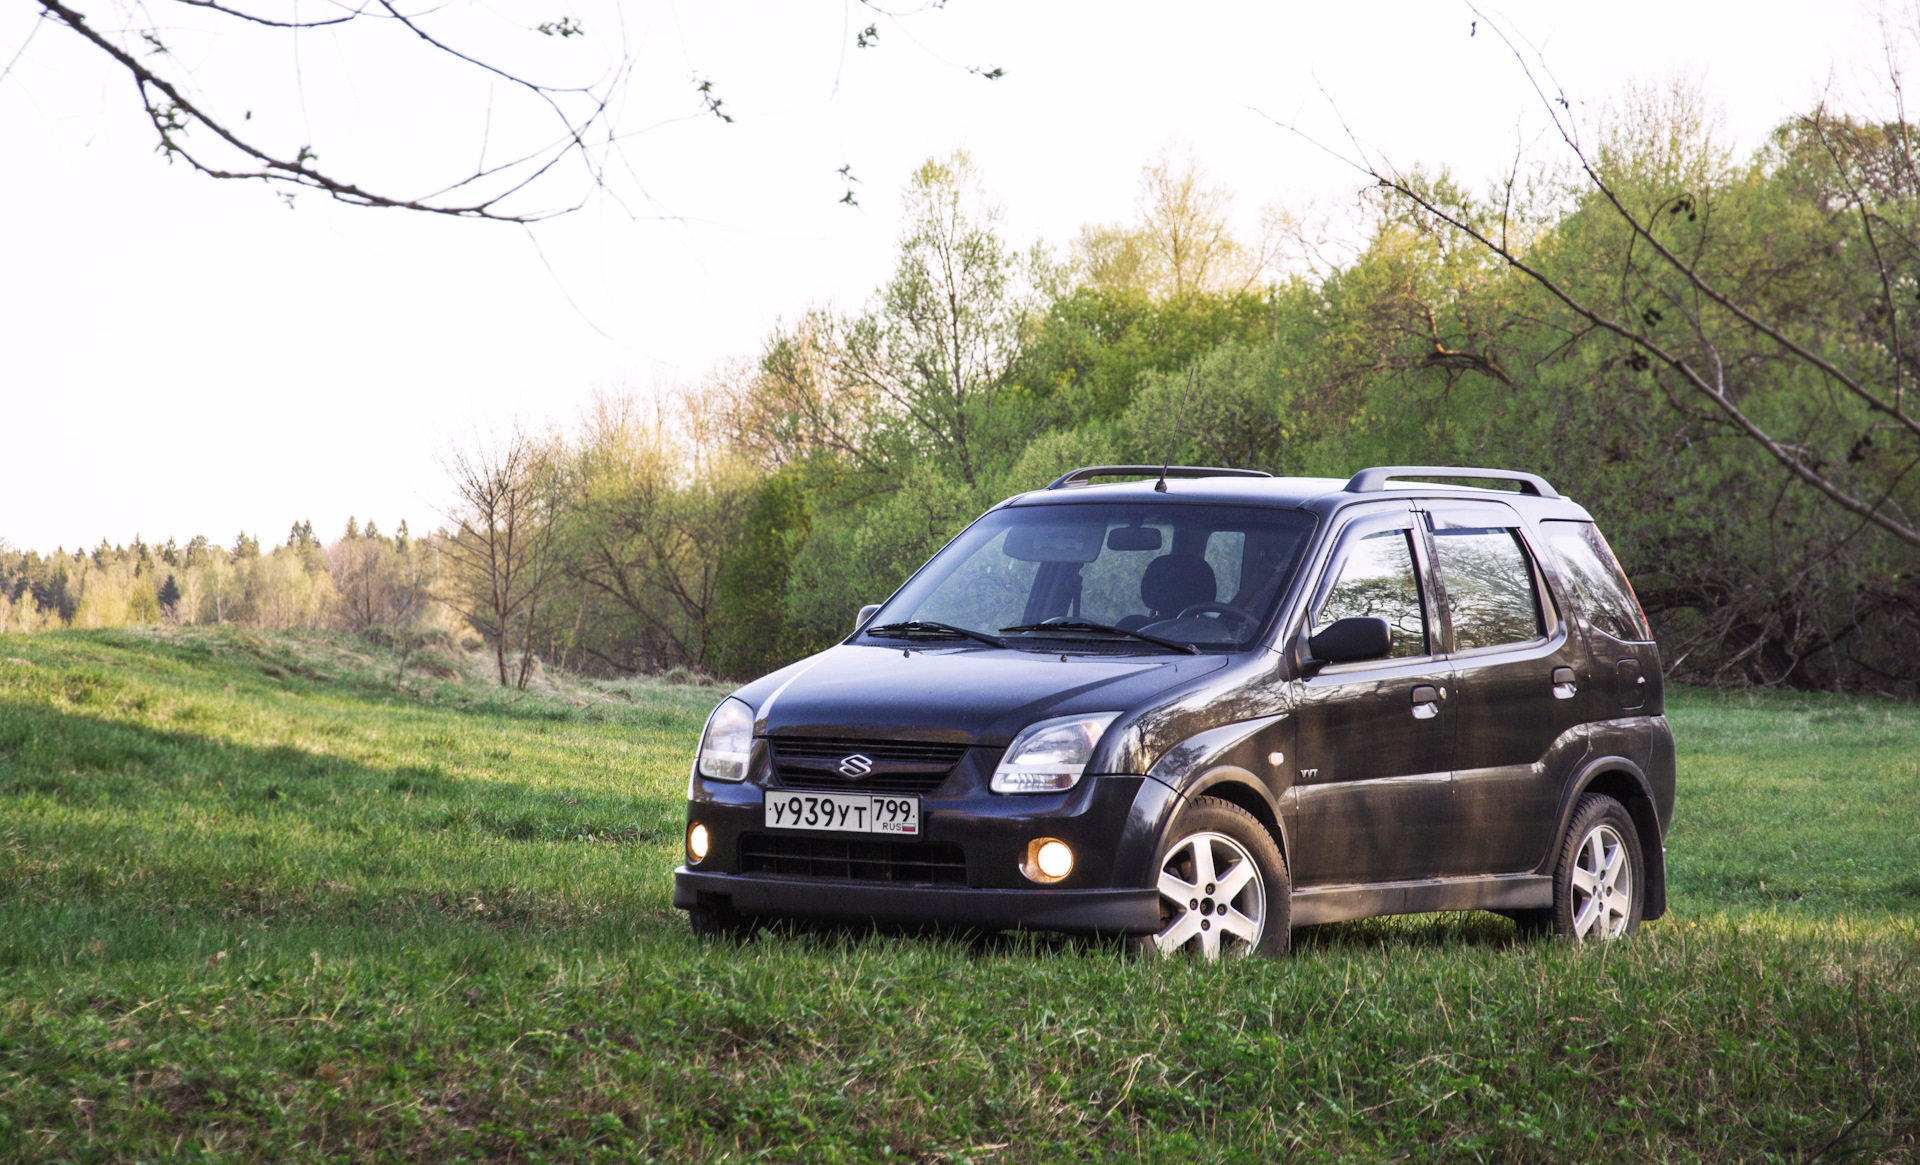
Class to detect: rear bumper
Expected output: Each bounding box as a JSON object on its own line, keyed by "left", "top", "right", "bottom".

{"left": 673, "top": 869, "right": 1162, "bottom": 935}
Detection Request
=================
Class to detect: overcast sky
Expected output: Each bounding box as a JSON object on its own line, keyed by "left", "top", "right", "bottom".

{"left": 0, "top": 0, "right": 1896, "bottom": 553}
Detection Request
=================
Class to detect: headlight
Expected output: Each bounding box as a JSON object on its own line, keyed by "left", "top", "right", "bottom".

{"left": 696, "top": 697, "right": 754, "bottom": 782}
{"left": 991, "top": 712, "right": 1121, "bottom": 793}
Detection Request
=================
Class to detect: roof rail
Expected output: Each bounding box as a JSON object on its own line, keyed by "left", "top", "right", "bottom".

{"left": 1046, "top": 465, "right": 1275, "bottom": 490}
{"left": 1343, "top": 466, "right": 1560, "bottom": 499}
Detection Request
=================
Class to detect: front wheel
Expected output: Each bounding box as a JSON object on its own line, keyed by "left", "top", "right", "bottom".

{"left": 1549, "top": 794, "right": 1645, "bottom": 941}
{"left": 686, "top": 904, "right": 754, "bottom": 941}
{"left": 1130, "top": 797, "right": 1289, "bottom": 959}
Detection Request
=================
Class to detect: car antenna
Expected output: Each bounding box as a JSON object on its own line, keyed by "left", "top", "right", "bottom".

{"left": 1155, "top": 368, "right": 1194, "bottom": 492}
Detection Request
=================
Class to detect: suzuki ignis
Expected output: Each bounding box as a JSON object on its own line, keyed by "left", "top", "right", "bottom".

{"left": 674, "top": 465, "right": 1674, "bottom": 957}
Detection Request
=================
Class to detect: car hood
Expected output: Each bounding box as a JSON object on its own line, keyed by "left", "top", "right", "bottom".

{"left": 740, "top": 643, "right": 1229, "bottom": 747}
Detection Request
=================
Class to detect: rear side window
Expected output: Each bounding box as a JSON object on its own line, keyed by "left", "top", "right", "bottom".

{"left": 1541, "top": 520, "right": 1651, "bottom": 641}
{"left": 1432, "top": 528, "right": 1544, "bottom": 650}
{"left": 1315, "top": 529, "right": 1429, "bottom": 657}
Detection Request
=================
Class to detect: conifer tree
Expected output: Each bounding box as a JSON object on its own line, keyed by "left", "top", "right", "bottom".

{"left": 157, "top": 574, "right": 182, "bottom": 620}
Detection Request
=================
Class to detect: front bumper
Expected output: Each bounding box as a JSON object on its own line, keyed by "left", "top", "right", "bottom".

{"left": 674, "top": 869, "right": 1162, "bottom": 934}
{"left": 677, "top": 742, "right": 1181, "bottom": 935}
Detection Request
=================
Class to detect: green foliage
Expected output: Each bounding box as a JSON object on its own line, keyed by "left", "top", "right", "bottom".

{"left": 0, "top": 630, "right": 1915, "bottom": 1161}
{"left": 545, "top": 400, "right": 755, "bottom": 677}
{"left": 545, "top": 122, "right": 1920, "bottom": 687}
{"left": 1013, "top": 285, "right": 1276, "bottom": 425}
{"left": 710, "top": 470, "right": 811, "bottom": 677}
{"left": 782, "top": 467, "right": 989, "bottom": 655}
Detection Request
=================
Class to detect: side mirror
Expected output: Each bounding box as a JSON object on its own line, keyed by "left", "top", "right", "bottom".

{"left": 855, "top": 603, "right": 882, "bottom": 633}
{"left": 1306, "top": 616, "right": 1393, "bottom": 667}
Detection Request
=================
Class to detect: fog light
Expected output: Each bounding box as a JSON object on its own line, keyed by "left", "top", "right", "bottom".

{"left": 1022, "top": 838, "right": 1074, "bottom": 883}
{"left": 687, "top": 822, "right": 711, "bottom": 863}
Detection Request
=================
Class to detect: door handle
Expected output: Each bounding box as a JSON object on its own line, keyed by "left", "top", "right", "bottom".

{"left": 1551, "top": 666, "right": 1577, "bottom": 700}
{"left": 1410, "top": 685, "right": 1440, "bottom": 719}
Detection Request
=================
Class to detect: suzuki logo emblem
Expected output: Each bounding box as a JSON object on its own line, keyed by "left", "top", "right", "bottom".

{"left": 837, "top": 753, "right": 874, "bottom": 778}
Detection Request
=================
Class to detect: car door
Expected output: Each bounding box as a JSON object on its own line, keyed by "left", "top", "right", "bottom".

{"left": 1423, "top": 503, "right": 1588, "bottom": 877}
{"left": 1289, "top": 508, "right": 1455, "bottom": 886}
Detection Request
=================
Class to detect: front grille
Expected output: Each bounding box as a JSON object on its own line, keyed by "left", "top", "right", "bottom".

{"left": 739, "top": 833, "right": 967, "bottom": 885}
{"left": 769, "top": 737, "right": 970, "bottom": 794}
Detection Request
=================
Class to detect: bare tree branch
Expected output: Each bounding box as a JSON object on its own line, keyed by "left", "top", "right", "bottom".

{"left": 171, "top": 0, "right": 360, "bottom": 29}
{"left": 35, "top": 0, "right": 589, "bottom": 219}
{"left": 28, "top": 0, "right": 997, "bottom": 221}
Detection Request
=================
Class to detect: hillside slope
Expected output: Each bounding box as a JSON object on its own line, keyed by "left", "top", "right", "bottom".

{"left": 0, "top": 629, "right": 1916, "bottom": 1163}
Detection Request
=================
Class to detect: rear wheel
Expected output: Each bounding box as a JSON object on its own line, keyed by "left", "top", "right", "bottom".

{"left": 1130, "top": 797, "right": 1289, "bottom": 959}
{"left": 1549, "top": 794, "right": 1644, "bottom": 941}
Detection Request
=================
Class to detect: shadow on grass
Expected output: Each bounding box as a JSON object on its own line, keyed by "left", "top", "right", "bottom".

{"left": 1291, "top": 910, "right": 1525, "bottom": 951}
{"left": 0, "top": 695, "right": 681, "bottom": 954}
{"left": 697, "top": 908, "right": 1530, "bottom": 964}
{"left": 0, "top": 691, "right": 660, "bottom": 825}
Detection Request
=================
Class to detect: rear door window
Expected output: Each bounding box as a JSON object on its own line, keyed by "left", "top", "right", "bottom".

{"left": 1541, "top": 520, "right": 1651, "bottom": 641}
{"left": 1432, "top": 527, "right": 1544, "bottom": 650}
{"left": 1314, "top": 529, "right": 1429, "bottom": 658}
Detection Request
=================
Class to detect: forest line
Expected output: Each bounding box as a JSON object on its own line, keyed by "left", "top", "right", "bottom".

{"left": 6, "top": 83, "right": 1919, "bottom": 694}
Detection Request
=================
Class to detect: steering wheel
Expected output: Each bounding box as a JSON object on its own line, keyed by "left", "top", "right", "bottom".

{"left": 1175, "top": 602, "right": 1260, "bottom": 632}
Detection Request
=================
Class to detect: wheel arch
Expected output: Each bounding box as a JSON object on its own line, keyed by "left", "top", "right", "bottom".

{"left": 1175, "top": 766, "right": 1290, "bottom": 870}
{"left": 1552, "top": 756, "right": 1667, "bottom": 920}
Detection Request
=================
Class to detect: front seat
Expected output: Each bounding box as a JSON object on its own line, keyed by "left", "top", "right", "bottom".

{"left": 1117, "top": 554, "right": 1217, "bottom": 629}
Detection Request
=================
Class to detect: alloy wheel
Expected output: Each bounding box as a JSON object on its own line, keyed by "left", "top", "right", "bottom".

{"left": 1570, "top": 822, "right": 1634, "bottom": 940}
{"left": 1150, "top": 830, "right": 1266, "bottom": 958}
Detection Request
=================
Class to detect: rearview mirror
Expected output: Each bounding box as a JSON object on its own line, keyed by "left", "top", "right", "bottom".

{"left": 1106, "top": 525, "right": 1163, "bottom": 552}
{"left": 856, "top": 603, "right": 882, "bottom": 633}
{"left": 1307, "top": 616, "right": 1393, "bottom": 665}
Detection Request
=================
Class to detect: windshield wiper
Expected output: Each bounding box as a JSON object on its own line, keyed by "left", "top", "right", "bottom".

{"left": 864, "top": 620, "right": 1008, "bottom": 649}
{"left": 999, "top": 619, "right": 1200, "bottom": 655}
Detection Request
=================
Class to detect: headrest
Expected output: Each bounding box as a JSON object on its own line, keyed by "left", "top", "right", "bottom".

{"left": 1140, "top": 554, "right": 1217, "bottom": 616}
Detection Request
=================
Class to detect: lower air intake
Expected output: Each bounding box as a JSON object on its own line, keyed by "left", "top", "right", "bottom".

{"left": 739, "top": 833, "right": 967, "bottom": 885}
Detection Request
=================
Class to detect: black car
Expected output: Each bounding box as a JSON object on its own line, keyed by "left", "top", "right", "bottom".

{"left": 673, "top": 465, "right": 1674, "bottom": 957}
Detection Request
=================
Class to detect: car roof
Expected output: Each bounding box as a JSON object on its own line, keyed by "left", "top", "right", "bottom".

{"left": 997, "top": 473, "right": 1596, "bottom": 523}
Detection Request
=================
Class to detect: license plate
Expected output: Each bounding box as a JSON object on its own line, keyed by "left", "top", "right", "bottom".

{"left": 763, "top": 790, "right": 921, "bottom": 836}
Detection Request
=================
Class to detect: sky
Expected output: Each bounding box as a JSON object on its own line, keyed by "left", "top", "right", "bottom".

{"left": 0, "top": 0, "right": 1899, "bottom": 553}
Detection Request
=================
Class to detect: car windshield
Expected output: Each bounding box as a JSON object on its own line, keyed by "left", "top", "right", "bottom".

{"left": 863, "top": 502, "right": 1317, "bottom": 651}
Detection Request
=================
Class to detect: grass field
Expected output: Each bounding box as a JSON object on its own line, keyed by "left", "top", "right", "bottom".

{"left": 0, "top": 628, "right": 1916, "bottom": 1163}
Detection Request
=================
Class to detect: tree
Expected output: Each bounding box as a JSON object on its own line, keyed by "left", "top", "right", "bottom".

{"left": 711, "top": 471, "right": 812, "bottom": 677}
{"left": 556, "top": 393, "right": 754, "bottom": 674}
{"left": 156, "top": 573, "right": 182, "bottom": 621}
{"left": 1337, "top": 14, "right": 1920, "bottom": 554}
{"left": 833, "top": 151, "right": 1035, "bottom": 486}
{"left": 1072, "top": 147, "right": 1286, "bottom": 303}
{"left": 438, "top": 426, "right": 565, "bottom": 687}
{"left": 325, "top": 517, "right": 430, "bottom": 635}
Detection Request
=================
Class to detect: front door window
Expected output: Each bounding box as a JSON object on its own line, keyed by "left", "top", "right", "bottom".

{"left": 1313, "top": 528, "right": 1429, "bottom": 657}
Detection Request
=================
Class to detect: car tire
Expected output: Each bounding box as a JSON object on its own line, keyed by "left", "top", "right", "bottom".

{"left": 1129, "top": 796, "right": 1290, "bottom": 959}
{"left": 1548, "top": 793, "right": 1645, "bottom": 942}
{"left": 687, "top": 904, "right": 753, "bottom": 941}
{"left": 1500, "top": 906, "right": 1554, "bottom": 938}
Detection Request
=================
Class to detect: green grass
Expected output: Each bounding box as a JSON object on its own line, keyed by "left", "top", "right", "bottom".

{"left": 0, "top": 628, "right": 1916, "bottom": 1163}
